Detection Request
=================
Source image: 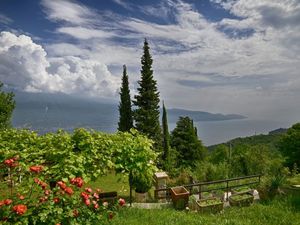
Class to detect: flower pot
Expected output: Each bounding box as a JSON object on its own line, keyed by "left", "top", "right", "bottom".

{"left": 196, "top": 197, "right": 224, "bottom": 213}
{"left": 135, "top": 191, "right": 147, "bottom": 203}
{"left": 171, "top": 186, "right": 189, "bottom": 210}
{"left": 229, "top": 193, "right": 254, "bottom": 207}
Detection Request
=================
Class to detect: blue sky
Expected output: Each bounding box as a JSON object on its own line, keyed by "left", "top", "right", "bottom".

{"left": 0, "top": 0, "right": 300, "bottom": 121}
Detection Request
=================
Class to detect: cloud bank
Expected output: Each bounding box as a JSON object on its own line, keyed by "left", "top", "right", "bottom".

{"left": 0, "top": 31, "right": 119, "bottom": 97}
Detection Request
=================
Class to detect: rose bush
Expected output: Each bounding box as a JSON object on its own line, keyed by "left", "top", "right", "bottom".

{"left": 0, "top": 128, "right": 157, "bottom": 224}
{"left": 0, "top": 162, "right": 126, "bottom": 224}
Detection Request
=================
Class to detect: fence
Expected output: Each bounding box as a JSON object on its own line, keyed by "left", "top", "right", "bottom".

{"left": 154, "top": 174, "right": 261, "bottom": 201}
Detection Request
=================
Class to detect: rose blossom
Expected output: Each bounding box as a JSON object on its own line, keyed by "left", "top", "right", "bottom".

{"left": 13, "top": 204, "right": 27, "bottom": 215}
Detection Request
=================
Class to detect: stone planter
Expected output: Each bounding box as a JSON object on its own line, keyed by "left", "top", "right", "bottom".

{"left": 231, "top": 186, "right": 253, "bottom": 195}
{"left": 135, "top": 192, "right": 148, "bottom": 203}
{"left": 171, "top": 186, "right": 189, "bottom": 210}
{"left": 196, "top": 197, "right": 224, "bottom": 213}
{"left": 229, "top": 193, "right": 254, "bottom": 207}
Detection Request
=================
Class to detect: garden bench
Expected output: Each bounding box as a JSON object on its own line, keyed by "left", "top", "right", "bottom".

{"left": 99, "top": 191, "right": 118, "bottom": 204}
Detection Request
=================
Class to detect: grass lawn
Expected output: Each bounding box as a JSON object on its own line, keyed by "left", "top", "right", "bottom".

{"left": 88, "top": 172, "right": 156, "bottom": 201}
{"left": 88, "top": 172, "right": 130, "bottom": 197}
{"left": 108, "top": 196, "right": 300, "bottom": 225}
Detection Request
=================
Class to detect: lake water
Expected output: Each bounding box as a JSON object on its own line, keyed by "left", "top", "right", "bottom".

{"left": 170, "top": 119, "right": 294, "bottom": 146}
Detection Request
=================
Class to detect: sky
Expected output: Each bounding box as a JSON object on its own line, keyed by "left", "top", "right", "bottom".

{"left": 0, "top": 0, "right": 300, "bottom": 122}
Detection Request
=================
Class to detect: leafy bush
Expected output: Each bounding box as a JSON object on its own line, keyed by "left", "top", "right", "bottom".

{"left": 0, "top": 128, "right": 157, "bottom": 223}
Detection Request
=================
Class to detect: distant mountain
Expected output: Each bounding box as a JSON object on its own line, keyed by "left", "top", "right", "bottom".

{"left": 11, "top": 91, "right": 246, "bottom": 134}
{"left": 167, "top": 108, "right": 246, "bottom": 122}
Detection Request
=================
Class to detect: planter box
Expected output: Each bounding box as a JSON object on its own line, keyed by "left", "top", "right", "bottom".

{"left": 229, "top": 193, "right": 254, "bottom": 207}
{"left": 135, "top": 192, "right": 147, "bottom": 203}
{"left": 196, "top": 198, "right": 223, "bottom": 213}
{"left": 231, "top": 187, "right": 253, "bottom": 195}
{"left": 171, "top": 186, "right": 189, "bottom": 210}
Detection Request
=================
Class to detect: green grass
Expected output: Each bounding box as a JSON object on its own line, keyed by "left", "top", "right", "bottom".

{"left": 108, "top": 196, "right": 300, "bottom": 225}
{"left": 88, "top": 172, "right": 130, "bottom": 197}
{"left": 88, "top": 172, "right": 156, "bottom": 201}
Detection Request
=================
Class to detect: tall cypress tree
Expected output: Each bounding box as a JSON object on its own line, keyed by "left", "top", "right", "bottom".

{"left": 162, "top": 101, "right": 171, "bottom": 171}
{"left": 133, "top": 39, "right": 161, "bottom": 149}
{"left": 118, "top": 65, "right": 133, "bottom": 132}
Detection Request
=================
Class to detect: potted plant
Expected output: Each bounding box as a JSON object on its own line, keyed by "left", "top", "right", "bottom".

{"left": 132, "top": 172, "right": 153, "bottom": 203}
{"left": 229, "top": 193, "right": 254, "bottom": 207}
{"left": 170, "top": 186, "right": 189, "bottom": 210}
{"left": 196, "top": 197, "right": 224, "bottom": 213}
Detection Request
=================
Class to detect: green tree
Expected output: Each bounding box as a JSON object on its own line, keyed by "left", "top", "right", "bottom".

{"left": 133, "top": 39, "right": 161, "bottom": 149}
{"left": 118, "top": 65, "right": 133, "bottom": 132}
{"left": 0, "top": 81, "right": 15, "bottom": 129}
{"left": 171, "top": 116, "right": 205, "bottom": 168}
{"left": 162, "top": 101, "right": 171, "bottom": 171}
{"left": 279, "top": 123, "right": 300, "bottom": 168}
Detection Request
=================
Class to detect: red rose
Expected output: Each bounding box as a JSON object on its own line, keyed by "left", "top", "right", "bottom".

{"left": 13, "top": 204, "right": 27, "bottom": 215}
{"left": 70, "top": 177, "right": 84, "bottom": 188}
{"left": 53, "top": 198, "right": 60, "bottom": 204}
{"left": 118, "top": 198, "right": 126, "bottom": 206}
{"left": 57, "top": 181, "right": 66, "bottom": 190}
{"left": 0, "top": 200, "right": 4, "bottom": 207}
{"left": 34, "top": 178, "right": 40, "bottom": 184}
{"left": 4, "top": 199, "right": 12, "bottom": 205}
{"left": 29, "top": 165, "right": 43, "bottom": 173}
{"left": 4, "top": 158, "right": 18, "bottom": 167}
{"left": 65, "top": 187, "right": 74, "bottom": 195}
{"left": 85, "top": 187, "right": 92, "bottom": 193}
{"left": 84, "top": 199, "right": 90, "bottom": 206}
{"left": 19, "top": 195, "right": 25, "bottom": 200}
{"left": 93, "top": 193, "right": 99, "bottom": 199}
{"left": 80, "top": 192, "right": 89, "bottom": 200}
{"left": 94, "top": 204, "right": 99, "bottom": 209}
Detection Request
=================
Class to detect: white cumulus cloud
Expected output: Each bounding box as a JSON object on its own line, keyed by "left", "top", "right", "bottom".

{"left": 0, "top": 31, "right": 119, "bottom": 97}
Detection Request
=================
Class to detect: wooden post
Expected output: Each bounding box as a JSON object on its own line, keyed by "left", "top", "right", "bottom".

{"left": 226, "top": 180, "right": 229, "bottom": 201}
{"left": 199, "top": 184, "right": 202, "bottom": 200}
{"left": 129, "top": 171, "right": 133, "bottom": 207}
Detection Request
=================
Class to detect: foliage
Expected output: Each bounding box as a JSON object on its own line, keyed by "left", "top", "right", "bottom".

{"left": 161, "top": 102, "right": 171, "bottom": 171}
{"left": 0, "top": 81, "right": 15, "bottom": 129}
{"left": 131, "top": 171, "right": 153, "bottom": 193}
{"left": 171, "top": 116, "right": 206, "bottom": 168}
{"left": 118, "top": 65, "right": 133, "bottom": 132}
{"left": 279, "top": 123, "right": 300, "bottom": 168}
{"left": 0, "top": 128, "right": 158, "bottom": 222}
{"left": 193, "top": 161, "right": 228, "bottom": 182}
{"left": 208, "top": 130, "right": 286, "bottom": 152}
{"left": 0, "top": 158, "right": 126, "bottom": 224}
{"left": 258, "top": 168, "right": 289, "bottom": 200}
{"left": 133, "top": 39, "right": 162, "bottom": 150}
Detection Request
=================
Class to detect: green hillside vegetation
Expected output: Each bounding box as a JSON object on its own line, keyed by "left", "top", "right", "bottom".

{"left": 208, "top": 128, "right": 287, "bottom": 152}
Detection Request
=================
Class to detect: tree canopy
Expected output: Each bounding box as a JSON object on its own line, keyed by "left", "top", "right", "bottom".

{"left": 279, "top": 123, "right": 300, "bottom": 168}
{"left": 0, "top": 81, "right": 15, "bottom": 129}
{"left": 171, "top": 116, "right": 206, "bottom": 168}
